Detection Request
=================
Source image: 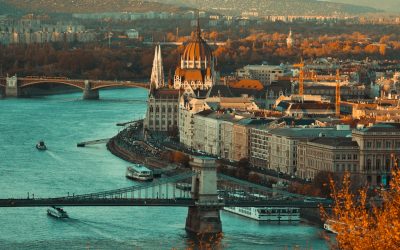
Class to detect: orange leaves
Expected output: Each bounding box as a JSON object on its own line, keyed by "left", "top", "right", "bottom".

{"left": 322, "top": 170, "right": 400, "bottom": 249}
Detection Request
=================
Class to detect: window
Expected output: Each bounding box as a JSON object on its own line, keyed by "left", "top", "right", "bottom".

{"left": 376, "top": 159, "right": 381, "bottom": 171}
{"left": 353, "top": 154, "right": 358, "bottom": 160}
{"left": 367, "top": 159, "right": 371, "bottom": 171}
{"left": 386, "top": 158, "right": 391, "bottom": 171}
{"left": 342, "top": 154, "right": 346, "bottom": 160}
{"left": 366, "top": 141, "right": 372, "bottom": 148}
{"left": 376, "top": 141, "right": 381, "bottom": 148}
{"left": 336, "top": 154, "right": 340, "bottom": 160}
{"left": 386, "top": 141, "right": 391, "bottom": 149}
{"left": 347, "top": 154, "right": 352, "bottom": 160}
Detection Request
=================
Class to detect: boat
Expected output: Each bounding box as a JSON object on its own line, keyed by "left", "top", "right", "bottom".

{"left": 47, "top": 206, "right": 68, "bottom": 218}
{"left": 323, "top": 219, "right": 340, "bottom": 234}
{"left": 125, "top": 165, "right": 153, "bottom": 181}
{"left": 175, "top": 182, "right": 192, "bottom": 191}
{"left": 36, "top": 140, "right": 47, "bottom": 150}
{"left": 224, "top": 206, "right": 300, "bottom": 221}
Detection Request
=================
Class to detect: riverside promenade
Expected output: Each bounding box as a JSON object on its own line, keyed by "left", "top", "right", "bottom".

{"left": 107, "top": 121, "right": 178, "bottom": 173}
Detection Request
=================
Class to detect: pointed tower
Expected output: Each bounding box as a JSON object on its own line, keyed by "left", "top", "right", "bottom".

{"left": 286, "top": 28, "right": 293, "bottom": 49}
{"left": 150, "top": 44, "right": 164, "bottom": 91}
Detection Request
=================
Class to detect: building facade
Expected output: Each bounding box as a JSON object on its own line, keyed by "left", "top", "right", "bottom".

{"left": 269, "top": 126, "right": 351, "bottom": 175}
{"left": 352, "top": 123, "right": 400, "bottom": 186}
{"left": 249, "top": 127, "right": 271, "bottom": 169}
{"left": 297, "top": 137, "right": 359, "bottom": 180}
{"left": 236, "top": 64, "right": 284, "bottom": 86}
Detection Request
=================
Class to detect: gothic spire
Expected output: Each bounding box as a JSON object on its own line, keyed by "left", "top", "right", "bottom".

{"left": 150, "top": 44, "right": 164, "bottom": 91}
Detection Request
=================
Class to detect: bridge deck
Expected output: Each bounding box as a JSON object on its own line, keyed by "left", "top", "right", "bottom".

{"left": 0, "top": 198, "right": 330, "bottom": 208}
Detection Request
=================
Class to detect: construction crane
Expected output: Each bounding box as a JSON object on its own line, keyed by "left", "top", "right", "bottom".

{"left": 336, "top": 69, "right": 341, "bottom": 117}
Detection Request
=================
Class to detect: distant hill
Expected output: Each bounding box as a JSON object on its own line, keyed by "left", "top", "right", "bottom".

{"left": 1, "top": 0, "right": 184, "bottom": 14}
{"left": 153, "top": 0, "right": 381, "bottom": 16}
{"left": 329, "top": 0, "right": 399, "bottom": 12}
{"left": 0, "top": 0, "right": 382, "bottom": 16}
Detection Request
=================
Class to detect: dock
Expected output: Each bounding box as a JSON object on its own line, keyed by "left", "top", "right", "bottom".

{"left": 116, "top": 119, "right": 142, "bottom": 126}
{"left": 77, "top": 138, "right": 110, "bottom": 147}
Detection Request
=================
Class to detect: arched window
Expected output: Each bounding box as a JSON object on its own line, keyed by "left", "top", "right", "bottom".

{"left": 149, "top": 106, "right": 153, "bottom": 112}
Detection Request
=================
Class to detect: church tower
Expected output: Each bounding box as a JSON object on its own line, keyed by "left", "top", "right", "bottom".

{"left": 286, "top": 28, "right": 293, "bottom": 49}
{"left": 150, "top": 44, "right": 164, "bottom": 91}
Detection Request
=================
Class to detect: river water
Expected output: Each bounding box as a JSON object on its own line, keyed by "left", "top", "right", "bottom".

{"left": 0, "top": 89, "right": 328, "bottom": 249}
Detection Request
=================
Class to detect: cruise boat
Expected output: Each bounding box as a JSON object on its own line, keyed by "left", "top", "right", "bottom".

{"left": 224, "top": 206, "right": 300, "bottom": 221}
{"left": 324, "top": 219, "right": 340, "bottom": 234}
{"left": 175, "top": 182, "right": 192, "bottom": 191}
{"left": 36, "top": 140, "right": 47, "bottom": 150}
{"left": 125, "top": 165, "right": 153, "bottom": 181}
{"left": 47, "top": 206, "right": 68, "bottom": 218}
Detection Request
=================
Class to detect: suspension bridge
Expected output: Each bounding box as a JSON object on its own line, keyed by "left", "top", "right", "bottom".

{"left": 0, "top": 156, "right": 332, "bottom": 234}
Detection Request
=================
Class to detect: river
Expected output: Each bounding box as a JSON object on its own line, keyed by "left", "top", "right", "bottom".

{"left": 0, "top": 88, "right": 328, "bottom": 249}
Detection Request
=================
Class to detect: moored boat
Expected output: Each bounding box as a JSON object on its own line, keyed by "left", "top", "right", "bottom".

{"left": 47, "top": 206, "right": 68, "bottom": 218}
{"left": 125, "top": 165, "right": 153, "bottom": 181}
{"left": 175, "top": 182, "right": 192, "bottom": 191}
{"left": 223, "top": 206, "right": 300, "bottom": 221}
{"left": 323, "top": 219, "right": 339, "bottom": 234}
{"left": 36, "top": 140, "right": 47, "bottom": 150}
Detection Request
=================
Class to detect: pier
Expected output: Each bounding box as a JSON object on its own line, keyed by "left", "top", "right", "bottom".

{"left": 77, "top": 138, "right": 110, "bottom": 147}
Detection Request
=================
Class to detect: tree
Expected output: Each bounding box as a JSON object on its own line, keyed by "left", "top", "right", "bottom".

{"left": 379, "top": 44, "right": 386, "bottom": 56}
{"left": 321, "top": 169, "right": 400, "bottom": 249}
{"left": 236, "top": 158, "right": 251, "bottom": 180}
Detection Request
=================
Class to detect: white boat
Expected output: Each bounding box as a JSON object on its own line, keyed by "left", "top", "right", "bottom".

{"left": 125, "top": 165, "right": 153, "bottom": 181}
{"left": 224, "top": 206, "right": 300, "bottom": 221}
{"left": 324, "top": 219, "right": 339, "bottom": 234}
{"left": 175, "top": 182, "right": 192, "bottom": 191}
{"left": 47, "top": 206, "right": 68, "bottom": 218}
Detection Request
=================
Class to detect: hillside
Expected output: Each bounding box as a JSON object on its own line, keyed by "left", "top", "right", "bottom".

{"left": 1, "top": 0, "right": 184, "bottom": 14}
{"left": 330, "top": 0, "right": 399, "bottom": 12}
{"left": 154, "top": 0, "right": 380, "bottom": 16}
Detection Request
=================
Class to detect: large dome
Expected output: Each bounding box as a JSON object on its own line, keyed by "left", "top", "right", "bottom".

{"left": 182, "top": 24, "right": 213, "bottom": 62}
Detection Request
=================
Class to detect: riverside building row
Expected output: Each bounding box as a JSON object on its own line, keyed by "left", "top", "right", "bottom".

{"left": 142, "top": 19, "right": 400, "bottom": 187}
{"left": 179, "top": 108, "right": 400, "bottom": 186}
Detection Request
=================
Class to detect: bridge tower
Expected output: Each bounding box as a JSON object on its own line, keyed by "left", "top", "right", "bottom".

{"left": 83, "top": 80, "right": 99, "bottom": 100}
{"left": 5, "top": 75, "right": 19, "bottom": 97}
{"left": 185, "top": 156, "right": 222, "bottom": 235}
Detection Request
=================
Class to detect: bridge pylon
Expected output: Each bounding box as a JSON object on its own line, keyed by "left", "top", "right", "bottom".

{"left": 83, "top": 80, "right": 99, "bottom": 100}
{"left": 5, "top": 75, "right": 19, "bottom": 97}
{"left": 185, "top": 156, "right": 223, "bottom": 235}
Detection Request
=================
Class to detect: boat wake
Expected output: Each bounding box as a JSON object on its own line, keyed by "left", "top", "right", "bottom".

{"left": 45, "top": 151, "right": 65, "bottom": 163}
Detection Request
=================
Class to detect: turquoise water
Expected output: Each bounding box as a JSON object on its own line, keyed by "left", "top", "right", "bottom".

{"left": 0, "top": 89, "right": 328, "bottom": 249}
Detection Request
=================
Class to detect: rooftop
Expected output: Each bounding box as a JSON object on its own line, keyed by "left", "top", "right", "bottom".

{"left": 308, "top": 137, "right": 359, "bottom": 148}
{"left": 269, "top": 127, "right": 351, "bottom": 138}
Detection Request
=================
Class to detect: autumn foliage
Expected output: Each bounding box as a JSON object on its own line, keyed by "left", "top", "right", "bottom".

{"left": 321, "top": 169, "right": 400, "bottom": 249}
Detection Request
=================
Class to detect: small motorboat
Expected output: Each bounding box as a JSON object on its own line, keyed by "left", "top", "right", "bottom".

{"left": 36, "top": 141, "right": 47, "bottom": 150}
{"left": 47, "top": 206, "right": 68, "bottom": 218}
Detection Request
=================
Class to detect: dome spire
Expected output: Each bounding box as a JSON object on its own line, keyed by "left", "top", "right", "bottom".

{"left": 196, "top": 10, "right": 201, "bottom": 40}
